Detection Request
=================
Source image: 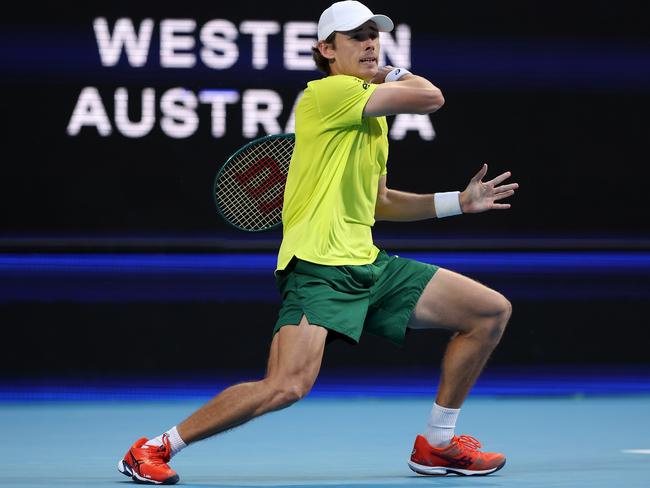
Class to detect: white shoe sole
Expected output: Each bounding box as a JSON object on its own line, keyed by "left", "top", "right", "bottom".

{"left": 117, "top": 459, "right": 133, "bottom": 477}
{"left": 118, "top": 459, "right": 178, "bottom": 484}
{"left": 408, "top": 459, "right": 506, "bottom": 476}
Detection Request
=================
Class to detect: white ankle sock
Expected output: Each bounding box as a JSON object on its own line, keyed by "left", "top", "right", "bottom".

{"left": 424, "top": 402, "right": 460, "bottom": 448}
{"left": 144, "top": 426, "right": 187, "bottom": 457}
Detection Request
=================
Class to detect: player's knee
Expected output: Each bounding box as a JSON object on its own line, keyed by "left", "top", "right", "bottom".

{"left": 273, "top": 376, "right": 314, "bottom": 407}
{"left": 501, "top": 296, "right": 513, "bottom": 323}
{"left": 469, "top": 293, "right": 511, "bottom": 346}
{"left": 484, "top": 294, "right": 512, "bottom": 344}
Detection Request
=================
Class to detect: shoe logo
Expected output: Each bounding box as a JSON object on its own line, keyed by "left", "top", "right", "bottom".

{"left": 411, "top": 449, "right": 417, "bottom": 456}
{"left": 454, "top": 456, "right": 473, "bottom": 468}
{"left": 129, "top": 452, "right": 143, "bottom": 473}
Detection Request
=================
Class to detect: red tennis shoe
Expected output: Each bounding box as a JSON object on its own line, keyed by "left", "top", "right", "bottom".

{"left": 408, "top": 434, "right": 506, "bottom": 476}
{"left": 118, "top": 434, "right": 179, "bottom": 485}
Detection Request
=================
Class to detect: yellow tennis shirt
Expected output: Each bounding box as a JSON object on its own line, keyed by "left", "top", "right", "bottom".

{"left": 276, "top": 75, "right": 388, "bottom": 271}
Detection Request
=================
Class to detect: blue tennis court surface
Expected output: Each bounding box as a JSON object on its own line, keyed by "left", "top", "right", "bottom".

{"left": 2, "top": 375, "right": 649, "bottom": 487}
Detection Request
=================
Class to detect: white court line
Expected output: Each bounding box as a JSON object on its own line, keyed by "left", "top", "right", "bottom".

{"left": 621, "top": 449, "right": 650, "bottom": 454}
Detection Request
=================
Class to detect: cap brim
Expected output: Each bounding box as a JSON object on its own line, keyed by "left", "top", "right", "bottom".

{"left": 336, "top": 14, "right": 394, "bottom": 34}
{"left": 369, "top": 14, "right": 394, "bottom": 33}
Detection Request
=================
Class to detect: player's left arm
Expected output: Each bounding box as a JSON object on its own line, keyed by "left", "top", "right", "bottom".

{"left": 374, "top": 165, "right": 518, "bottom": 221}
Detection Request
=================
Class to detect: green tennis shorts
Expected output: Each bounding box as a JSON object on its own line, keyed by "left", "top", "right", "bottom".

{"left": 273, "top": 251, "right": 438, "bottom": 346}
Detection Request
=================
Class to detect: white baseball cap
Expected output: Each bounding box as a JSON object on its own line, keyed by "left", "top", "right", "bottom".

{"left": 317, "top": 1, "right": 394, "bottom": 41}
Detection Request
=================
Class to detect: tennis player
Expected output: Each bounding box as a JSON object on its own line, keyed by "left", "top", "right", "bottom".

{"left": 118, "top": 1, "right": 517, "bottom": 483}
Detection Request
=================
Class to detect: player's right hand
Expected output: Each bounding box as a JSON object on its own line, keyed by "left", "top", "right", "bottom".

{"left": 370, "top": 65, "right": 395, "bottom": 84}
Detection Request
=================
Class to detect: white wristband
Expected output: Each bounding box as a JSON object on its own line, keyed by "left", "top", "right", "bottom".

{"left": 434, "top": 191, "right": 462, "bottom": 218}
{"left": 385, "top": 67, "right": 412, "bottom": 82}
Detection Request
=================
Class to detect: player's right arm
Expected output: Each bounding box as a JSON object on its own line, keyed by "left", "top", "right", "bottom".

{"left": 363, "top": 66, "right": 444, "bottom": 117}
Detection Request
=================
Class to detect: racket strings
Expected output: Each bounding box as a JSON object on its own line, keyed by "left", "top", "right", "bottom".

{"left": 215, "top": 136, "right": 294, "bottom": 231}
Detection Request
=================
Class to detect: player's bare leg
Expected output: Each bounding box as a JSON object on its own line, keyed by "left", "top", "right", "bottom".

{"left": 408, "top": 268, "right": 511, "bottom": 407}
{"left": 406, "top": 268, "right": 511, "bottom": 476}
{"left": 178, "top": 315, "right": 328, "bottom": 443}
{"left": 118, "top": 317, "right": 327, "bottom": 484}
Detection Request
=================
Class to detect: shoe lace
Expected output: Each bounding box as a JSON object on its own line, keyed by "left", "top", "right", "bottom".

{"left": 145, "top": 446, "right": 170, "bottom": 465}
{"left": 454, "top": 435, "right": 482, "bottom": 452}
{"left": 141, "top": 435, "right": 171, "bottom": 464}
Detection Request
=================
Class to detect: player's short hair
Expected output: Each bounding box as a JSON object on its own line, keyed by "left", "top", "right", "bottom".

{"left": 312, "top": 33, "right": 337, "bottom": 75}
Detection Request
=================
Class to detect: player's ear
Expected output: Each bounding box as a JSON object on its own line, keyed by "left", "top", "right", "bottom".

{"left": 317, "top": 39, "right": 336, "bottom": 61}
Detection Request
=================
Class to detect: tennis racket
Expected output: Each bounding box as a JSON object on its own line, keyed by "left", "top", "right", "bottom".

{"left": 213, "top": 133, "right": 295, "bottom": 232}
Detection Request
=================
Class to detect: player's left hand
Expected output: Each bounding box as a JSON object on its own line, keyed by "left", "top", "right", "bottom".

{"left": 459, "top": 164, "right": 518, "bottom": 213}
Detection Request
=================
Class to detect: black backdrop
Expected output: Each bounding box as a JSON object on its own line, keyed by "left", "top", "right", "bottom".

{"left": 2, "top": 0, "right": 649, "bottom": 238}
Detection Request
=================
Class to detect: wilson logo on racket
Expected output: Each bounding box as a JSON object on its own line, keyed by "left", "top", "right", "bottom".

{"left": 214, "top": 133, "right": 294, "bottom": 232}
{"left": 234, "top": 156, "right": 286, "bottom": 215}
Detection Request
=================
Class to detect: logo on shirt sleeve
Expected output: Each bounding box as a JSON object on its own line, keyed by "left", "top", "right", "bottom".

{"left": 362, "top": 82, "right": 369, "bottom": 90}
